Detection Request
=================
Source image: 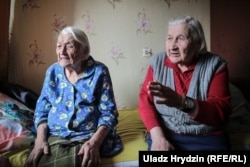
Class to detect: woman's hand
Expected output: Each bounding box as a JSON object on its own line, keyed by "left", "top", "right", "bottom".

{"left": 78, "top": 126, "right": 109, "bottom": 167}
{"left": 151, "top": 136, "right": 175, "bottom": 151}
{"left": 147, "top": 80, "right": 184, "bottom": 109}
{"left": 78, "top": 139, "right": 101, "bottom": 167}
{"left": 25, "top": 140, "right": 49, "bottom": 167}
{"left": 26, "top": 122, "right": 49, "bottom": 167}
{"left": 150, "top": 126, "right": 175, "bottom": 151}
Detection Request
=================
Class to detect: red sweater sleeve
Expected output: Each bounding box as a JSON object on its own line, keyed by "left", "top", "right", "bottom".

{"left": 138, "top": 66, "right": 160, "bottom": 131}
{"left": 191, "top": 65, "right": 232, "bottom": 125}
{"left": 139, "top": 64, "right": 232, "bottom": 131}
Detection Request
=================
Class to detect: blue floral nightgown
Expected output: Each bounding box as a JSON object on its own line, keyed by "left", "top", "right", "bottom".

{"left": 34, "top": 56, "right": 122, "bottom": 156}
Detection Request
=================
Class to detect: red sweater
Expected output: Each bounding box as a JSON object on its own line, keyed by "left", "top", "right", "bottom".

{"left": 138, "top": 56, "right": 232, "bottom": 132}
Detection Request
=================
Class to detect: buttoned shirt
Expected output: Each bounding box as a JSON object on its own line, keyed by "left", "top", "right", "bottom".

{"left": 34, "top": 56, "right": 118, "bottom": 141}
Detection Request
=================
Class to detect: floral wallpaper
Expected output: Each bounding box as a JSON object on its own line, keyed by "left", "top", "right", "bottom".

{"left": 82, "top": 11, "right": 96, "bottom": 35}
{"left": 28, "top": 40, "right": 45, "bottom": 66}
{"left": 9, "top": 0, "right": 210, "bottom": 109}
{"left": 22, "top": 0, "right": 40, "bottom": 10}
{"left": 136, "top": 8, "right": 152, "bottom": 35}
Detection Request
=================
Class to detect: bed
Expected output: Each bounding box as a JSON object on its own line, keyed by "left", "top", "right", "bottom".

{"left": 1, "top": 78, "right": 250, "bottom": 167}
{"left": 0, "top": 81, "right": 148, "bottom": 167}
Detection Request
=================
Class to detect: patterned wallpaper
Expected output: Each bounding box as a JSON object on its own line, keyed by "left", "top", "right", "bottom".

{"left": 9, "top": 0, "right": 210, "bottom": 109}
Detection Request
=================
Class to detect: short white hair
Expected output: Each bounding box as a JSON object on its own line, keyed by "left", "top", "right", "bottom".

{"left": 168, "top": 16, "right": 207, "bottom": 55}
{"left": 60, "top": 26, "right": 90, "bottom": 55}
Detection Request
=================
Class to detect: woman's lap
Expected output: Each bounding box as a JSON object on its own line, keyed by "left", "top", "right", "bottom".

{"left": 36, "top": 137, "right": 83, "bottom": 167}
{"left": 146, "top": 132, "right": 230, "bottom": 151}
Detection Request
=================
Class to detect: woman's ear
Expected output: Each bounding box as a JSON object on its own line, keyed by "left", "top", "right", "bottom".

{"left": 75, "top": 44, "right": 84, "bottom": 55}
{"left": 79, "top": 47, "right": 89, "bottom": 61}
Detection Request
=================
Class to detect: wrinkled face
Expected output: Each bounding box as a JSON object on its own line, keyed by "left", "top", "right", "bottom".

{"left": 166, "top": 23, "right": 197, "bottom": 65}
{"left": 56, "top": 34, "right": 84, "bottom": 68}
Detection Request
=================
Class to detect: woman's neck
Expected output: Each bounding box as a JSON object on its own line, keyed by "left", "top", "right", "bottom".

{"left": 177, "top": 64, "right": 189, "bottom": 73}
{"left": 65, "top": 60, "right": 87, "bottom": 83}
{"left": 65, "top": 68, "right": 81, "bottom": 84}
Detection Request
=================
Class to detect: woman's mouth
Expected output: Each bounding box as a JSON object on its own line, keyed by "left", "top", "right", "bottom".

{"left": 169, "top": 52, "right": 180, "bottom": 57}
{"left": 60, "top": 56, "right": 70, "bottom": 60}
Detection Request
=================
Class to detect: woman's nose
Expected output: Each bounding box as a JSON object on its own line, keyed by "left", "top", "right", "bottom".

{"left": 169, "top": 42, "right": 178, "bottom": 50}
{"left": 60, "top": 45, "right": 67, "bottom": 54}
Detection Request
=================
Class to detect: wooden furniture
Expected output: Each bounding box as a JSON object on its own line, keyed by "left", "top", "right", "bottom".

{"left": 0, "top": 0, "right": 10, "bottom": 81}
{"left": 211, "top": 0, "right": 250, "bottom": 81}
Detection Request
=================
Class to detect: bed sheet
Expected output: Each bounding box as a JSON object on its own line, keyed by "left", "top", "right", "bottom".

{"left": 100, "top": 109, "right": 147, "bottom": 166}
{"left": 1, "top": 107, "right": 147, "bottom": 167}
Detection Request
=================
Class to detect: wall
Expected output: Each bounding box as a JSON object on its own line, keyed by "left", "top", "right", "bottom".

{"left": 9, "top": 0, "right": 210, "bottom": 109}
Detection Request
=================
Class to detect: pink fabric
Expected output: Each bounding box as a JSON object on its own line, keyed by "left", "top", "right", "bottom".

{"left": 0, "top": 117, "right": 34, "bottom": 152}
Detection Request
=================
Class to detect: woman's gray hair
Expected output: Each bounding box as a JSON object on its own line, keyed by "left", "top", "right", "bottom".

{"left": 59, "top": 26, "right": 90, "bottom": 56}
{"left": 168, "top": 16, "right": 207, "bottom": 55}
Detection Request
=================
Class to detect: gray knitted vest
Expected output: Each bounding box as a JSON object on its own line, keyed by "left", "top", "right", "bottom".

{"left": 150, "top": 52, "right": 226, "bottom": 135}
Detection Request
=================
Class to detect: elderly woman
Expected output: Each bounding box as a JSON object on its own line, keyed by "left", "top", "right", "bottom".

{"left": 139, "top": 16, "right": 232, "bottom": 151}
{"left": 26, "top": 27, "right": 122, "bottom": 167}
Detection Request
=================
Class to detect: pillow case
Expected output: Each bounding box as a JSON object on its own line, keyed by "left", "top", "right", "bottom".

{"left": 0, "top": 102, "right": 36, "bottom": 133}
{"left": 0, "top": 93, "right": 36, "bottom": 133}
{"left": 0, "top": 81, "right": 39, "bottom": 109}
{"left": 0, "top": 92, "right": 33, "bottom": 111}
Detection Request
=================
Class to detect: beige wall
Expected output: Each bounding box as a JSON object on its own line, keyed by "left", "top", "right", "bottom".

{"left": 9, "top": 0, "right": 210, "bottom": 109}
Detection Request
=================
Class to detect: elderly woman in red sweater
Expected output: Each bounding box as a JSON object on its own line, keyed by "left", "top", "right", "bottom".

{"left": 139, "top": 16, "right": 232, "bottom": 151}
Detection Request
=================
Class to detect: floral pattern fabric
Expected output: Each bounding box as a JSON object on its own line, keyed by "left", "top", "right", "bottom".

{"left": 34, "top": 56, "right": 122, "bottom": 155}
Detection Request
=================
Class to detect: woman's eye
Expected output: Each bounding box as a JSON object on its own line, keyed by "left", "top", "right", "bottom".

{"left": 178, "top": 36, "right": 186, "bottom": 40}
{"left": 167, "top": 37, "right": 173, "bottom": 40}
{"left": 65, "top": 43, "right": 75, "bottom": 49}
{"left": 67, "top": 45, "right": 74, "bottom": 49}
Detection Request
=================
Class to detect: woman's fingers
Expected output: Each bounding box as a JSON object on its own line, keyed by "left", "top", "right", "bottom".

{"left": 79, "top": 141, "right": 100, "bottom": 167}
{"left": 43, "top": 143, "right": 50, "bottom": 154}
